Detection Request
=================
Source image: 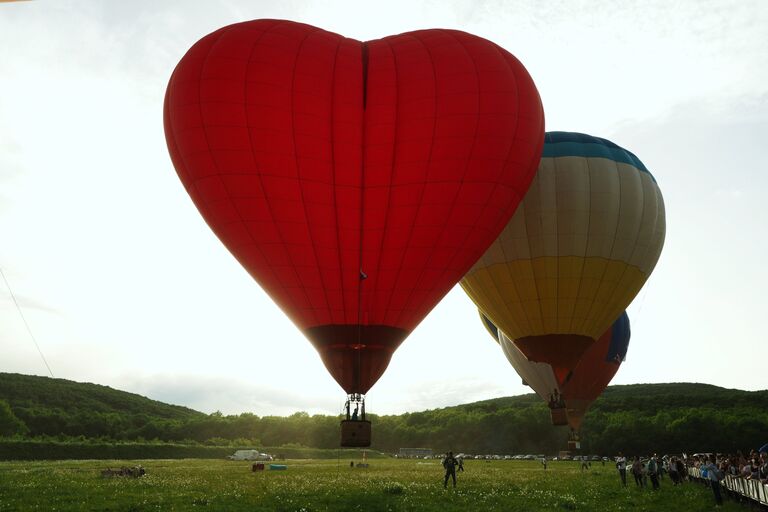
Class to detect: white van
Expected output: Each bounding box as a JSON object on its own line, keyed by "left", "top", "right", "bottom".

{"left": 228, "top": 449, "right": 273, "bottom": 461}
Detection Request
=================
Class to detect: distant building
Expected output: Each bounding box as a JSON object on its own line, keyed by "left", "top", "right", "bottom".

{"left": 398, "top": 448, "right": 433, "bottom": 458}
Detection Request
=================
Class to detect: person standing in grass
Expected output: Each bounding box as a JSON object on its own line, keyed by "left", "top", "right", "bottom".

{"left": 702, "top": 455, "right": 723, "bottom": 506}
{"left": 676, "top": 457, "right": 687, "bottom": 482}
{"left": 647, "top": 455, "right": 660, "bottom": 490}
{"left": 656, "top": 454, "right": 665, "bottom": 480}
{"left": 668, "top": 456, "right": 680, "bottom": 484}
{"left": 616, "top": 453, "right": 627, "bottom": 487}
{"left": 442, "top": 451, "right": 458, "bottom": 488}
{"left": 631, "top": 457, "right": 644, "bottom": 487}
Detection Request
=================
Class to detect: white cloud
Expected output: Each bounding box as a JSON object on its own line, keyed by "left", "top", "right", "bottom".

{"left": 114, "top": 373, "right": 341, "bottom": 416}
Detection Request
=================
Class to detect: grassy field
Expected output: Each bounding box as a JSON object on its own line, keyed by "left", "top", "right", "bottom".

{"left": 0, "top": 458, "right": 743, "bottom": 511}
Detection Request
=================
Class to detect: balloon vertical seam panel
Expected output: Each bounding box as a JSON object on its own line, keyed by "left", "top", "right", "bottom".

{"left": 371, "top": 29, "right": 481, "bottom": 329}
{"left": 166, "top": 20, "right": 353, "bottom": 329}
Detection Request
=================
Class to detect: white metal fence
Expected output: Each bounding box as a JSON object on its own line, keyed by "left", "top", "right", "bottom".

{"left": 688, "top": 467, "right": 768, "bottom": 507}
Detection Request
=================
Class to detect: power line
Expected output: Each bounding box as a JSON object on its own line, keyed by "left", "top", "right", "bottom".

{"left": 0, "top": 267, "right": 54, "bottom": 378}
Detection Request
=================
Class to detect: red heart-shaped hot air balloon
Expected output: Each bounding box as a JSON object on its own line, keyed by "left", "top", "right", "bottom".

{"left": 164, "top": 19, "right": 544, "bottom": 395}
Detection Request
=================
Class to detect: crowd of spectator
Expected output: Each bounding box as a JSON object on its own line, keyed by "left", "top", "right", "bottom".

{"left": 689, "top": 450, "right": 768, "bottom": 483}
{"left": 614, "top": 449, "right": 768, "bottom": 506}
{"left": 614, "top": 453, "right": 683, "bottom": 489}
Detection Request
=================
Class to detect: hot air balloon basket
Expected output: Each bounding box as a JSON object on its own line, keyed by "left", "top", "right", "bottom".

{"left": 550, "top": 407, "right": 568, "bottom": 426}
{"left": 340, "top": 420, "right": 372, "bottom": 447}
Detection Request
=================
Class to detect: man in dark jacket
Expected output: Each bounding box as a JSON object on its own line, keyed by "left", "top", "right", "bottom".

{"left": 443, "top": 451, "right": 458, "bottom": 488}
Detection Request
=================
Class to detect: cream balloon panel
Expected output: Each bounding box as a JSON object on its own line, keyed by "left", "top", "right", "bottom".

{"left": 462, "top": 155, "right": 665, "bottom": 340}
{"left": 499, "top": 333, "right": 557, "bottom": 402}
{"left": 471, "top": 156, "right": 664, "bottom": 266}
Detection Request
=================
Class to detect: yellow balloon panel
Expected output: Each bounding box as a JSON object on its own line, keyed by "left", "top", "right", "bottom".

{"left": 461, "top": 256, "right": 646, "bottom": 339}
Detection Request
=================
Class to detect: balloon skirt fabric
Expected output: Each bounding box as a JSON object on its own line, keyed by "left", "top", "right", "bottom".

{"left": 496, "top": 311, "right": 630, "bottom": 431}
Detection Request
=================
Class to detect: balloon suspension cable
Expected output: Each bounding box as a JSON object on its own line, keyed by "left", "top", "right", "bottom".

{"left": 0, "top": 267, "right": 54, "bottom": 378}
{"left": 354, "top": 167, "right": 367, "bottom": 391}
{"left": 355, "top": 267, "right": 365, "bottom": 392}
{"left": 356, "top": 49, "right": 370, "bottom": 394}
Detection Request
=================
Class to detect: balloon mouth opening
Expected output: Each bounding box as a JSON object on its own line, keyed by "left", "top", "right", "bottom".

{"left": 305, "top": 324, "right": 409, "bottom": 394}
{"left": 514, "top": 334, "right": 594, "bottom": 370}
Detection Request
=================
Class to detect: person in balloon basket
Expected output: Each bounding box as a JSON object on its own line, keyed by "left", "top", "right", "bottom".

{"left": 616, "top": 453, "right": 627, "bottom": 487}
{"left": 442, "top": 451, "right": 458, "bottom": 488}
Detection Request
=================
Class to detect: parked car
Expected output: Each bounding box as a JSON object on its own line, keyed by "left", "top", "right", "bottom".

{"left": 228, "top": 450, "right": 273, "bottom": 461}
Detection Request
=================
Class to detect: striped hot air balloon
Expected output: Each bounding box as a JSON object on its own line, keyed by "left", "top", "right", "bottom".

{"left": 463, "top": 132, "right": 664, "bottom": 372}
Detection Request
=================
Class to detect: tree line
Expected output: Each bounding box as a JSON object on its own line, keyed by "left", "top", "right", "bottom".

{"left": 2, "top": 373, "right": 766, "bottom": 456}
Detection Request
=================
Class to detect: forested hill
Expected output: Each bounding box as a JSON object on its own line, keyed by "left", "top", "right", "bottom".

{"left": 0, "top": 372, "right": 203, "bottom": 438}
{"left": 592, "top": 382, "right": 768, "bottom": 412}
{"left": 451, "top": 382, "right": 768, "bottom": 414}
{"left": 1, "top": 373, "right": 766, "bottom": 455}
{"left": 378, "top": 383, "right": 768, "bottom": 454}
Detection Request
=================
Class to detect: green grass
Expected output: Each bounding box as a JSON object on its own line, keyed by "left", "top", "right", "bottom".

{"left": 0, "top": 458, "right": 744, "bottom": 511}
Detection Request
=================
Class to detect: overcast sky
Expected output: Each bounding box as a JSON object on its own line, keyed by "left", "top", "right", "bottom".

{"left": 1, "top": 0, "right": 766, "bottom": 416}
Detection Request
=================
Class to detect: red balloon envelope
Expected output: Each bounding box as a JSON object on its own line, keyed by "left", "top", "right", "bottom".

{"left": 164, "top": 19, "right": 544, "bottom": 394}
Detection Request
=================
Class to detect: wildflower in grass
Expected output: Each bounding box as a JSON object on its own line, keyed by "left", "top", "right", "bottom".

{"left": 383, "top": 482, "right": 405, "bottom": 495}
